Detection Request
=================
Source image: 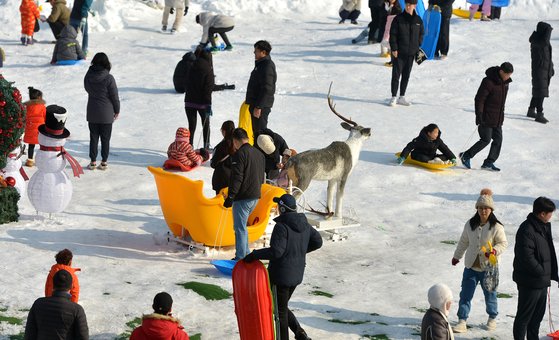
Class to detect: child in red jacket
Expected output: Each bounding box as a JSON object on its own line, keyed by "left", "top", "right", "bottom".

{"left": 165, "top": 127, "right": 209, "bottom": 171}
{"left": 45, "top": 249, "right": 80, "bottom": 303}
{"left": 23, "top": 87, "right": 46, "bottom": 167}
{"left": 19, "top": 0, "right": 40, "bottom": 45}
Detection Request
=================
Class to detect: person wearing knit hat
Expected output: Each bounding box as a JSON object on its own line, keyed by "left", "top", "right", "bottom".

{"left": 387, "top": 0, "right": 424, "bottom": 107}
{"left": 421, "top": 283, "right": 454, "bottom": 339}
{"left": 130, "top": 292, "right": 189, "bottom": 340}
{"left": 164, "top": 127, "right": 208, "bottom": 171}
{"left": 254, "top": 128, "right": 290, "bottom": 180}
{"left": 451, "top": 188, "right": 508, "bottom": 333}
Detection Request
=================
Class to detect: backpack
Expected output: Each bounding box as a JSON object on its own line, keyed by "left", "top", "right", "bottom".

{"left": 172, "top": 52, "right": 196, "bottom": 93}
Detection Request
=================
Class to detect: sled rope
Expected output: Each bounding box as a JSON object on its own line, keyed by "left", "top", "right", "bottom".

{"left": 211, "top": 208, "right": 227, "bottom": 258}
{"left": 459, "top": 126, "right": 478, "bottom": 154}
{"left": 549, "top": 287, "right": 557, "bottom": 334}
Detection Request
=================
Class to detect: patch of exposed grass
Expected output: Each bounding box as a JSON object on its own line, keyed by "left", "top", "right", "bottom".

{"left": 125, "top": 317, "right": 142, "bottom": 329}
{"left": 0, "top": 314, "right": 23, "bottom": 325}
{"left": 411, "top": 306, "right": 427, "bottom": 313}
{"left": 9, "top": 333, "right": 24, "bottom": 340}
{"left": 177, "top": 281, "right": 231, "bottom": 301}
{"left": 440, "top": 240, "right": 458, "bottom": 245}
{"left": 329, "top": 318, "right": 369, "bottom": 325}
{"left": 376, "top": 321, "right": 388, "bottom": 325}
{"left": 0, "top": 307, "right": 7, "bottom": 312}
{"left": 481, "top": 337, "right": 497, "bottom": 340}
{"left": 497, "top": 292, "right": 513, "bottom": 298}
{"left": 103, "top": 292, "right": 110, "bottom": 295}
{"left": 361, "top": 334, "right": 390, "bottom": 340}
{"left": 309, "top": 290, "right": 333, "bottom": 298}
{"left": 369, "top": 312, "right": 379, "bottom": 316}
{"left": 190, "top": 333, "right": 202, "bottom": 340}
{"left": 18, "top": 308, "right": 29, "bottom": 312}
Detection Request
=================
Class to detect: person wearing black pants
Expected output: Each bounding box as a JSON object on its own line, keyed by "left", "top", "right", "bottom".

{"left": 243, "top": 194, "right": 322, "bottom": 340}
{"left": 88, "top": 123, "right": 112, "bottom": 164}
{"left": 527, "top": 22, "right": 554, "bottom": 124}
{"left": 513, "top": 197, "right": 558, "bottom": 340}
{"left": 388, "top": 0, "right": 423, "bottom": 106}
{"left": 368, "top": 0, "right": 385, "bottom": 43}
{"left": 429, "top": 0, "right": 454, "bottom": 58}
{"left": 185, "top": 107, "right": 211, "bottom": 149}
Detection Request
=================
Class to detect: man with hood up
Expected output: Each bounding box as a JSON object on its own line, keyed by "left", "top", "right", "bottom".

{"left": 243, "top": 194, "right": 323, "bottom": 340}
{"left": 527, "top": 22, "right": 554, "bottom": 124}
{"left": 50, "top": 25, "right": 85, "bottom": 64}
{"left": 421, "top": 283, "right": 455, "bottom": 340}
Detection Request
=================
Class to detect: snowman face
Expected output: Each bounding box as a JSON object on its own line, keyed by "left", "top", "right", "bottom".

{"left": 3, "top": 157, "right": 23, "bottom": 172}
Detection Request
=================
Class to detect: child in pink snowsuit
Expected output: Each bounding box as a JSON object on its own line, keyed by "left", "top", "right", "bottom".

{"left": 380, "top": 0, "right": 401, "bottom": 58}
{"left": 166, "top": 127, "right": 207, "bottom": 171}
{"left": 469, "top": 0, "right": 492, "bottom": 21}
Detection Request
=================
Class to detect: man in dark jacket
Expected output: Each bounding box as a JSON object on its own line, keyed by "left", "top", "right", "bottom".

{"left": 244, "top": 193, "right": 322, "bottom": 340}
{"left": 185, "top": 48, "right": 214, "bottom": 149}
{"left": 69, "top": 0, "right": 93, "bottom": 55}
{"left": 460, "top": 62, "right": 513, "bottom": 172}
{"left": 428, "top": 0, "right": 455, "bottom": 59}
{"left": 527, "top": 21, "right": 554, "bottom": 124}
{"left": 223, "top": 128, "right": 265, "bottom": 260}
{"left": 513, "top": 197, "right": 558, "bottom": 340}
{"left": 255, "top": 128, "right": 289, "bottom": 180}
{"left": 388, "top": 0, "right": 424, "bottom": 107}
{"left": 245, "top": 40, "right": 277, "bottom": 138}
{"left": 25, "top": 269, "right": 89, "bottom": 339}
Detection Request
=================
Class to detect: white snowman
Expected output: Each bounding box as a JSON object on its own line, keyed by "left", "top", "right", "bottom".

{"left": 28, "top": 105, "right": 83, "bottom": 213}
{"left": 0, "top": 146, "right": 28, "bottom": 197}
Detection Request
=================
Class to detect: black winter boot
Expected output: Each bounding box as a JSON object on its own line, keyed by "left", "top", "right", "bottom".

{"left": 535, "top": 112, "right": 548, "bottom": 124}
{"left": 527, "top": 107, "right": 536, "bottom": 118}
{"left": 295, "top": 329, "right": 312, "bottom": 340}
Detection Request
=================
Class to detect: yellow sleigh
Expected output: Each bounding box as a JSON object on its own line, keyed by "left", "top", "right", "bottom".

{"left": 148, "top": 166, "right": 285, "bottom": 248}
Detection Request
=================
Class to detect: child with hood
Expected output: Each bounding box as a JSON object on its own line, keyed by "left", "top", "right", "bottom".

{"left": 23, "top": 87, "right": 46, "bottom": 167}
{"left": 421, "top": 283, "right": 454, "bottom": 340}
{"left": 165, "top": 127, "right": 209, "bottom": 171}
{"left": 45, "top": 249, "right": 80, "bottom": 303}
{"left": 50, "top": 25, "right": 85, "bottom": 64}
{"left": 397, "top": 123, "right": 456, "bottom": 165}
{"left": 19, "top": 0, "right": 41, "bottom": 45}
{"left": 130, "top": 292, "right": 189, "bottom": 340}
{"left": 527, "top": 21, "right": 554, "bottom": 124}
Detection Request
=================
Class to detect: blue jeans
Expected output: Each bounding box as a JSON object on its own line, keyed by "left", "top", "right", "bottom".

{"left": 457, "top": 267, "right": 498, "bottom": 320}
{"left": 232, "top": 199, "right": 258, "bottom": 259}
{"left": 70, "top": 17, "right": 88, "bottom": 54}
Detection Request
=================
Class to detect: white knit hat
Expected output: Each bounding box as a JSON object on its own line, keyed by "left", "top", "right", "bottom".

{"left": 257, "top": 135, "right": 275, "bottom": 155}
{"left": 476, "top": 188, "right": 495, "bottom": 210}
{"left": 428, "top": 283, "right": 453, "bottom": 312}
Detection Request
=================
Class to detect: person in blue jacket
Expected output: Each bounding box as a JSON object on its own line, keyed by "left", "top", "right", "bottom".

{"left": 244, "top": 194, "right": 322, "bottom": 340}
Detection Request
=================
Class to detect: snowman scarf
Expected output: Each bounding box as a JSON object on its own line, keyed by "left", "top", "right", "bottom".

{"left": 39, "top": 146, "right": 84, "bottom": 177}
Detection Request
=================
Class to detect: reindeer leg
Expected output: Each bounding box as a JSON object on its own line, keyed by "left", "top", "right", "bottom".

{"left": 335, "top": 179, "right": 347, "bottom": 218}
{"left": 327, "top": 180, "right": 336, "bottom": 215}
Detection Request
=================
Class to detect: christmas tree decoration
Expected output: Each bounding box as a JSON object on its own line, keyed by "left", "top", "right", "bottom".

{"left": 0, "top": 75, "right": 26, "bottom": 169}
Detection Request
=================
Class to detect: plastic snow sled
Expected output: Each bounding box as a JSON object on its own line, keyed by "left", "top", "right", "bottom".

{"left": 211, "top": 259, "right": 236, "bottom": 276}
{"left": 452, "top": 8, "right": 481, "bottom": 19}
{"left": 148, "top": 166, "right": 285, "bottom": 247}
{"left": 233, "top": 260, "right": 275, "bottom": 340}
{"left": 548, "top": 330, "right": 559, "bottom": 339}
{"left": 420, "top": 6, "right": 442, "bottom": 60}
{"left": 491, "top": 0, "right": 510, "bottom": 7}
{"left": 395, "top": 152, "right": 455, "bottom": 170}
{"left": 55, "top": 59, "right": 85, "bottom": 66}
{"left": 238, "top": 101, "right": 254, "bottom": 145}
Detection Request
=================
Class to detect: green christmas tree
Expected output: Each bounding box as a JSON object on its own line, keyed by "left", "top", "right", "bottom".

{"left": 0, "top": 75, "right": 26, "bottom": 169}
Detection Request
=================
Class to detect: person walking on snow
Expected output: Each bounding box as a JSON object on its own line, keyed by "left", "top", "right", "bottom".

{"left": 19, "top": 0, "right": 40, "bottom": 45}
{"left": 451, "top": 188, "right": 508, "bottom": 333}
{"left": 459, "top": 62, "right": 513, "bottom": 172}
{"left": 196, "top": 12, "right": 235, "bottom": 52}
{"left": 161, "top": 0, "right": 189, "bottom": 33}
{"left": 244, "top": 193, "right": 323, "bottom": 340}
{"left": 388, "top": 0, "right": 424, "bottom": 107}
{"left": 512, "top": 197, "right": 558, "bottom": 340}
{"left": 69, "top": 0, "right": 93, "bottom": 56}
{"left": 527, "top": 22, "right": 554, "bottom": 124}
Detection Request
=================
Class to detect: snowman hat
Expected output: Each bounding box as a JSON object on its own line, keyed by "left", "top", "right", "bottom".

{"left": 38, "top": 105, "right": 70, "bottom": 139}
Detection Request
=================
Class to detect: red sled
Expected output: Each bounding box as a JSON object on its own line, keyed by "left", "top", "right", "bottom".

{"left": 233, "top": 260, "right": 275, "bottom": 340}
{"left": 548, "top": 330, "right": 559, "bottom": 339}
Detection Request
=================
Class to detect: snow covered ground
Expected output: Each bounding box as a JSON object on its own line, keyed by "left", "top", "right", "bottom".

{"left": 1, "top": 0, "right": 558, "bottom": 339}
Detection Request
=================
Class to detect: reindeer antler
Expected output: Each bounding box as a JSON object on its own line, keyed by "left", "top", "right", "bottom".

{"left": 327, "top": 82, "right": 358, "bottom": 127}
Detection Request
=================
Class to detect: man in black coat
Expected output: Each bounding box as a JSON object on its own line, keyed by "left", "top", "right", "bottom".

{"left": 513, "top": 197, "right": 558, "bottom": 340}
{"left": 527, "top": 21, "right": 554, "bottom": 124}
{"left": 388, "top": 0, "right": 424, "bottom": 107}
{"left": 25, "top": 270, "right": 89, "bottom": 340}
{"left": 460, "top": 62, "right": 513, "bottom": 172}
{"left": 244, "top": 194, "right": 322, "bottom": 340}
{"left": 223, "top": 128, "right": 265, "bottom": 260}
{"left": 255, "top": 128, "right": 289, "bottom": 180}
{"left": 428, "top": 0, "right": 455, "bottom": 59}
{"left": 245, "top": 40, "right": 277, "bottom": 138}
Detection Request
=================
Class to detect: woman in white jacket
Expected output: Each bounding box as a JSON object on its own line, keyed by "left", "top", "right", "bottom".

{"left": 161, "top": 0, "right": 189, "bottom": 33}
{"left": 339, "top": 0, "right": 362, "bottom": 24}
{"left": 451, "top": 188, "right": 508, "bottom": 334}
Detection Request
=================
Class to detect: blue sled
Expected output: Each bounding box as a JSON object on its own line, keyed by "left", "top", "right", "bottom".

{"left": 420, "top": 7, "right": 442, "bottom": 60}
{"left": 204, "top": 42, "right": 226, "bottom": 52}
{"left": 56, "top": 59, "right": 85, "bottom": 66}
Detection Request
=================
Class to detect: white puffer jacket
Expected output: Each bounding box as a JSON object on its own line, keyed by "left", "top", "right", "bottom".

{"left": 453, "top": 220, "right": 508, "bottom": 271}
{"left": 339, "top": 0, "right": 362, "bottom": 12}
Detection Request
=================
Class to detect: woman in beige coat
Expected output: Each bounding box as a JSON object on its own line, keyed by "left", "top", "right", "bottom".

{"left": 451, "top": 188, "right": 508, "bottom": 334}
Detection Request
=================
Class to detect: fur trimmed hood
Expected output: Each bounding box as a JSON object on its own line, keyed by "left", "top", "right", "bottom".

{"left": 130, "top": 313, "right": 189, "bottom": 340}
{"left": 23, "top": 99, "right": 46, "bottom": 106}
{"left": 141, "top": 313, "right": 182, "bottom": 324}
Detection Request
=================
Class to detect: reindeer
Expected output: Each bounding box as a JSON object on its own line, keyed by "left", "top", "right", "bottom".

{"left": 284, "top": 83, "right": 371, "bottom": 218}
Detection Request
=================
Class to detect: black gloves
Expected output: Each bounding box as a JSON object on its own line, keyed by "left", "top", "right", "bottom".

{"left": 243, "top": 252, "right": 257, "bottom": 263}
{"left": 223, "top": 197, "right": 233, "bottom": 208}
{"left": 169, "top": 7, "right": 174, "bottom": 14}
{"left": 184, "top": 6, "right": 188, "bottom": 16}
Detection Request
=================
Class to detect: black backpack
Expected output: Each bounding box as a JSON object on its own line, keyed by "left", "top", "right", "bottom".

{"left": 173, "top": 51, "right": 196, "bottom": 93}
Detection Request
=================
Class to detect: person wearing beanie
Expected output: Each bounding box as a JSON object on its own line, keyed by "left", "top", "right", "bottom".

{"left": 527, "top": 22, "right": 554, "bottom": 124}
{"left": 244, "top": 194, "right": 322, "bottom": 340}
{"left": 255, "top": 128, "right": 290, "bottom": 180}
{"left": 421, "top": 283, "right": 454, "bottom": 340}
{"left": 387, "top": 0, "right": 424, "bottom": 107}
{"left": 130, "top": 292, "right": 190, "bottom": 340}
{"left": 459, "top": 62, "right": 513, "bottom": 172}
{"left": 451, "top": 188, "right": 508, "bottom": 333}
{"left": 25, "top": 269, "right": 89, "bottom": 339}
{"left": 23, "top": 87, "right": 46, "bottom": 167}
{"left": 513, "top": 197, "right": 558, "bottom": 340}
{"left": 45, "top": 248, "right": 81, "bottom": 303}
{"left": 165, "top": 127, "right": 207, "bottom": 171}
